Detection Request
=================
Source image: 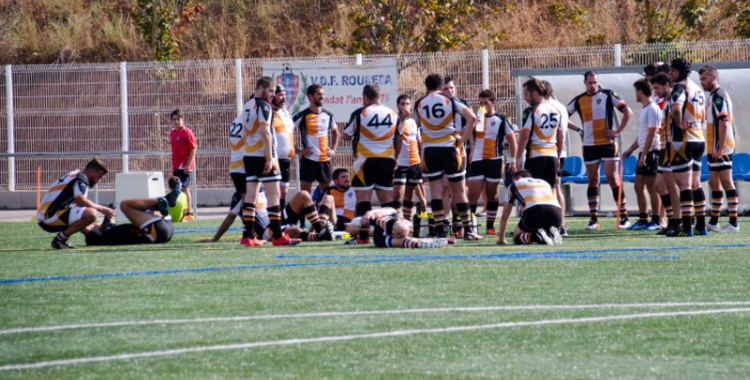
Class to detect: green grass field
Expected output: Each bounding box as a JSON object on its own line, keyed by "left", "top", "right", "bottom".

{"left": 1, "top": 217, "right": 749, "bottom": 379}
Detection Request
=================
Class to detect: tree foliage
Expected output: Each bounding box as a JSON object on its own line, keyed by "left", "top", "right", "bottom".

{"left": 132, "top": 0, "right": 204, "bottom": 61}
{"left": 328, "top": 0, "right": 509, "bottom": 55}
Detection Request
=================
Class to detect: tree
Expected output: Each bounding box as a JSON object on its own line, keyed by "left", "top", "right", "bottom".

{"left": 132, "top": 0, "right": 204, "bottom": 61}
{"left": 327, "top": 0, "right": 508, "bottom": 55}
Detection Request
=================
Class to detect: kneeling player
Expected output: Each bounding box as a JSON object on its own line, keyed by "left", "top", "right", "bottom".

{"left": 352, "top": 208, "right": 455, "bottom": 248}
{"left": 85, "top": 196, "right": 175, "bottom": 246}
{"left": 496, "top": 169, "right": 563, "bottom": 245}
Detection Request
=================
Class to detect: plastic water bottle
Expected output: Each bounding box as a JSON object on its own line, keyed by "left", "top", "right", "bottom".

{"left": 476, "top": 106, "right": 486, "bottom": 132}
{"left": 419, "top": 212, "right": 428, "bottom": 238}
{"left": 471, "top": 213, "right": 478, "bottom": 234}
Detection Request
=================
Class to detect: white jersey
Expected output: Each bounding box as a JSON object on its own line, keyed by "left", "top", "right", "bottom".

{"left": 230, "top": 97, "right": 274, "bottom": 173}
{"left": 415, "top": 92, "right": 469, "bottom": 148}
{"left": 706, "top": 88, "right": 735, "bottom": 155}
{"left": 37, "top": 169, "right": 89, "bottom": 221}
{"left": 273, "top": 107, "right": 295, "bottom": 160}
{"left": 397, "top": 118, "right": 421, "bottom": 167}
{"left": 293, "top": 108, "right": 336, "bottom": 162}
{"left": 521, "top": 100, "right": 562, "bottom": 159}
{"left": 670, "top": 78, "right": 705, "bottom": 142}
{"left": 548, "top": 99, "right": 568, "bottom": 158}
{"left": 637, "top": 101, "right": 662, "bottom": 152}
{"left": 471, "top": 113, "right": 513, "bottom": 162}
{"left": 344, "top": 104, "right": 401, "bottom": 160}
{"left": 504, "top": 177, "right": 561, "bottom": 209}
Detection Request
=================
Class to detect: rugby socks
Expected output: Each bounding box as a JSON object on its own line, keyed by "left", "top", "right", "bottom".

{"left": 457, "top": 202, "right": 472, "bottom": 233}
{"left": 431, "top": 199, "right": 445, "bottom": 236}
{"left": 693, "top": 188, "right": 706, "bottom": 230}
{"left": 680, "top": 190, "right": 694, "bottom": 233}
{"left": 402, "top": 237, "right": 420, "bottom": 249}
{"left": 486, "top": 201, "right": 499, "bottom": 230}
{"left": 727, "top": 189, "right": 739, "bottom": 226}
{"left": 588, "top": 187, "right": 599, "bottom": 222}
{"left": 611, "top": 186, "right": 627, "bottom": 218}
{"left": 651, "top": 213, "right": 660, "bottom": 224}
{"left": 639, "top": 213, "right": 649, "bottom": 225}
{"left": 356, "top": 201, "right": 372, "bottom": 241}
{"left": 302, "top": 205, "right": 324, "bottom": 232}
{"left": 402, "top": 200, "right": 414, "bottom": 221}
{"left": 279, "top": 198, "right": 286, "bottom": 213}
{"left": 710, "top": 190, "right": 723, "bottom": 225}
{"left": 660, "top": 194, "right": 678, "bottom": 228}
{"left": 267, "top": 205, "right": 282, "bottom": 239}
{"left": 515, "top": 232, "right": 541, "bottom": 244}
{"left": 242, "top": 203, "right": 256, "bottom": 239}
{"left": 318, "top": 205, "right": 332, "bottom": 222}
{"left": 55, "top": 231, "right": 69, "bottom": 242}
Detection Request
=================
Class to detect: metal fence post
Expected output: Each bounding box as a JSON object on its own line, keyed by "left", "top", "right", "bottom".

{"left": 481, "top": 48, "right": 489, "bottom": 90}
{"left": 614, "top": 43, "right": 622, "bottom": 67}
{"left": 235, "top": 58, "right": 243, "bottom": 115}
{"left": 5, "top": 65, "right": 14, "bottom": 191}
{"left": 120, "top": 62, "right": 129, "bottom": 172}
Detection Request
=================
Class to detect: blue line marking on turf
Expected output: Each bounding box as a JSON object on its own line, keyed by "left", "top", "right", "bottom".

{"left": 3, "top": 243, "right": 746, "bottom": 285}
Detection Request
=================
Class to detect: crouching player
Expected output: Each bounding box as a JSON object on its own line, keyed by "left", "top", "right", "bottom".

{"left": 85, "top": 196, "right": 175, "bottom": 246}
{"left": 496, "top": 169, "right": 563, "bottom": 245}
{"left": 352, "top": 208, "right": 455, "bottom": 248}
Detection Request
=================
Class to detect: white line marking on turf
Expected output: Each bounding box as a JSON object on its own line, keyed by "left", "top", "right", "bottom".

{"left": 3, "top": 301, "right": 750, "bottom": 336}
{"left": 2, "top": 307, "right": 749, "bottom": 371}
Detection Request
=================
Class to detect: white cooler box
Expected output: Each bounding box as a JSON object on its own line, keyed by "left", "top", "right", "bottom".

{"left": 115, "top": 172, "right": 166, "bottom": 221}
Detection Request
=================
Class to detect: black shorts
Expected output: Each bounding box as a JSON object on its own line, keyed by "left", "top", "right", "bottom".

{"left": 583, "top": 144, "right": 619, "bottom": 165}
{"left": 299, "top": 157, "right": 333, "bottom": 184}
{"left": 708, "top": 154, "right": 733, "bottom": 172}
{"left": 230, "top": 172, "right": 246, "bottom": 195}
{"left": 278, "top": 159, "right": 292, "bottom": 186}
{"left": 150, "top": 218, "right": 175, "bottom": 243}
{"left": 172, "top": 169, "right": 191, "bottom": 187}
{"left": 422, "top": 147, "right": 464, "bottom": 182}
{"left": 352, "top": 157, "right": 395, "bottom": 190}
{"left": 635, "top": 151, "right": 659, "bottom": 177}
{"left": 467, "top": 159, "right": 503, "bottom": 182}
{"left": 394, "top": 164, "right": 423, "bottom": 185}
{"left": 518, "top": 204, "right": 563, "bottom": 233}
{"left": 243, "top": 156, "right": 281, "bottom": 183}
{"left": 524, "top": 156, "right": 558, "bottom": 188}
{"left": 671, "top": 142, "right": 704, "bottom": 173}
{"left": 373, "top": 217, "right": 397, "bottom": 248}
{"left": 38, "top": 219, "right": 68, "bottom": 233}
{"left": 335, "top": 216, "right": 351, "bottom": 231}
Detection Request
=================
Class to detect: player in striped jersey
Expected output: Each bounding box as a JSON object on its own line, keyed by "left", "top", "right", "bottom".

{"left": 271, "top": 84, "right": 295, "bottom": 211}
{"left": 85, "top": 196, "right": 175, "bottom": 246}
{"left": 293, "top": 83, "right": 339, "bottom": 193}
{"left": 496, "top": 169, "right": 562, "bottom": 246}
{"left": 350, "top": 208, "right": 455, "bottom": 249}
{"left": 650, "top": 73, "right": 682, "bottom": 234}
{"left": 415, "top": 73, "right": 481, "bottom": 240}
{"left": 237, "top": 76, "right": 298, "bottom": 247}
{"left": 37, "top": 158, "right": 114, "bottom": 249}
{"left": 700, "top": 65, "right": 739, "bottom": 233}
{"left": 567, "top": 71, "right": 633, "bottom": 230}
{"left": 342, "top": 84, "right": 402, "bottom": 244}
{"left": 467, "top": 89, "right": 517, "bottom": 235}
{"left": 517, "top": 78, "right": 564, "bottom": 188}
{"left": 622, "top": 79, "right": 662, "bottom": 231}
{"left": 667, "top": 58, "right": 707, "bottom": 237}
{"left": 393, "top": 94, "right": 424, "bottom": 222}
{"left": 539, "top": 80, "right": 569, "bottom": 236}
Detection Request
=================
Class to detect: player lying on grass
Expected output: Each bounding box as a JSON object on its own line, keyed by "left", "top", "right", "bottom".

{"left": 85, "top": 193, "right": 178, "bottom": 246}
{"left": 496, "top": 169, "right": 563, "bottom": 246}
{"left": 199, "top": 190, "right": 335, "bottom": 244}
{"left": 350, "top": 208, "right": 455, "bottom": 248}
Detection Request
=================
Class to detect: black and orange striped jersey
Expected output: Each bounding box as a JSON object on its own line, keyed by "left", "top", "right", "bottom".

{"left": 293, "top": 108, "right": 336, "bottom": 162}
{"left": 566, "top": 89, "right": 628, "bottom": 146}
{"left": 521, "top": 101, "right": 562, "bottom": 159}
{"left": 230, "top": 97, "right": 275, "bottom": 170}
{"left": 415, "top": 92, "right": 469, "bottom": 149}
{"left": 344, "top": 104, "right": 402, "bottom": 159}
{"left": 471, "top": 113, "right": 513, "bottom": 162}
{"left": 36, "top": 170, "right": 89, "bottom": 221}
{"left": 706, "top": 88, "right": 735, "bottom": 155}
{"left": 273, "top": 108, "right": 295, "bottom": 160}
{"left": 504, "top": 177, "right": 561, "bottom": 209}
{"left": 397, "top": 118, "right": 421, "bottom": 167}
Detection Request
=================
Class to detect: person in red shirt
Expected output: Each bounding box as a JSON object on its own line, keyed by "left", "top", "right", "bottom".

{"left": 170, "top": 109, "right": 197, "bottom": 220}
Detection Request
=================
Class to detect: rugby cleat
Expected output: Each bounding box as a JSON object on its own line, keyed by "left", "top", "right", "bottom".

{"left": 559, "top": 226, "right": 569, "bottom": 237}
{"left": 643, "top": 221, "right": 661, "bottom": 231}
{"left": 272, "top": 233, "right": 301, "bottom": 246}
{"left": 417, "top": 238, "right": 448, "bottom": 249}
{"left": 345, "top": 237, "right": 370, "bottom": 245}
{"left": 240, "top": 237, "right": 266, "bottom": 246}
{"left": 720, "top": 223, "right": 740, "bottom": 233}
{"left": 51, "top": 237, "right": 76, "bottom": 249}
{"left": 618, "top": 216, "right": 631, "bottom": 229}
{"left": 666, "top": 228, "right": 694, "bottom": 237}
{"left": 486, "top": 227, "right": 497, "bottom": 236}
{"left": 549, "top": 226, "right": 563, "bottom": 245}
{"left": 317, "top": 220, "right": 335, "bottom": 241}
{"left": 627, "top": 220, "right": 646, "bottom": 230}
{"left": 695, "top": 228, "right": 709, "bottom": 236}
{"left": 157, "top": 197, "right": 170, "bottom": 217}
{"left": 183, "top": 213, "right": 195, "bottom": 221}
{"left": 585, "top": 219, "right": 600, "bottom": 230}
{"left": 536, "top": 228, "right": 554, "bottom": 245}
{"left": 706, "top": 223, "right": 722, "bottom": 232}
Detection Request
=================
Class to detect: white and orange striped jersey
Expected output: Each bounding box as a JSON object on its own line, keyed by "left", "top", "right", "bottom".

{"left": 548, "top": 99, "right": 569, "bottom": 158}
{"left": 521, "top": 101, "right": 562, "bottom": 158}
{"left": 415, "top": 92, "right": 469, "bottom": 149}
{"left": 504, "top": 177, "right": 561, "bottom": 209}
{"left": 36, "top": 170, "right": 89, "bottom": 222}
{"left": 273, "top": 107, "right": 295, "bottom": 160}
{"left": 320, "top": 186, "right": 356, "bottom": 220}
{"left": 293, "top": 108, "right": 336, "bottom": 162}
{"left": 471, "top": 113, "right": 514, "bottom": 162}
{"left": 670, "top": 78, "right": 706, "bottom": 143}
{"left": 397, "top": 117, "right": 421, "bottom": 167}
{"left": 567, "top": 89, "right": 628, "bottom": 146}
{"left": 229, "top": 97, "right": 275, "bottom": 174}
{"left": 706, "top": 88, "right": 735, "bottom": 155}
{"left": 344, "top": 104, "right": 401, "bottom": 159}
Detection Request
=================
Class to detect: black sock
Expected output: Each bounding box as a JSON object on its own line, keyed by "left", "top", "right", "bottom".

{"left": 356, "top": 201, "right": 372, "bottom": 241}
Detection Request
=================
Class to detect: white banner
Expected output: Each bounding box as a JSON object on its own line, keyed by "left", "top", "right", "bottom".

{"left": 262, "top": 59, "right": 399, "bottom": 122}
